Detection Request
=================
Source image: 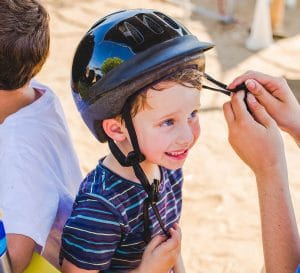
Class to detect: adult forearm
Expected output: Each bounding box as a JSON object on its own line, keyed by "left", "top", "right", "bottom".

{"left": 256, "top": 167, "right": 300, "bottom": 273}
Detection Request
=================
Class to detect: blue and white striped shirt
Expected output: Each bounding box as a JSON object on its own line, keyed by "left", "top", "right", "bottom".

{"left": 60, "top": 160, "right": 183, "bottom": 272}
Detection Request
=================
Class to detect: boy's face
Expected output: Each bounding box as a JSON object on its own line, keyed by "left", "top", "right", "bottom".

{"left": 130, "top": 82, "right": 201, "bottom": 170}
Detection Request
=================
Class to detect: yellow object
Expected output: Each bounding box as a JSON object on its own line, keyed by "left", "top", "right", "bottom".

{"left": 24, "top": 252, "right": 61, "bottom": 273}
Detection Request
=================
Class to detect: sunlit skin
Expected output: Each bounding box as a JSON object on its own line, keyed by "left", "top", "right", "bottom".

{"left": 103, "top": 82, "right": 201, "bottom": 184}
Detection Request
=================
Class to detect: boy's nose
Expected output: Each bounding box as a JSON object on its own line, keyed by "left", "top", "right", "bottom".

{"left": 176, "top": 124, "right": 194, "bottom": 145}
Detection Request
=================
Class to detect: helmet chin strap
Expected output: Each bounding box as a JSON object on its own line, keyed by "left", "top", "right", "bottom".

{"left": 107, "top": 94, "right": 169, "bottom": 243}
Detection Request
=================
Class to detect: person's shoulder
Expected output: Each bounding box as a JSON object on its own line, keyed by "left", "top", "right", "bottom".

{"left": 0, "top": 107, "right": 77, "bottom": 178}
{"left": 14, "top": 80, "right": 70, "bottom": 141}
{"left": 79, "top": 161, "right": 115, "bottom": 196}
{"left": 29, "top": 79, "right": 64, "bottom": 108}
{"left": 78, "top": 160, "right": 142, "bottom": 205}
{"left": 71, "top": 163, "right": 124, "bottom": 222}
{"left": 29, "top": 79, "right": 54, "bottom": 94}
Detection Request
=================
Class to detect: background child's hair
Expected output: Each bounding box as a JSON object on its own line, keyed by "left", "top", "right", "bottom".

{"left": 0, "top": 0, "right": 50, "bottom": 90}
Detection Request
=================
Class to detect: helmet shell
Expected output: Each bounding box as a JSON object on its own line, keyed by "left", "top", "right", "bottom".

{"left": 71, "top": 9, "right": 214, "bottom": 142}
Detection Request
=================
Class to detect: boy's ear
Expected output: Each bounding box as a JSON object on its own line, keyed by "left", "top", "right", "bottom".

{"left": 102, "top": 119, "right": 126, "bottom": 142}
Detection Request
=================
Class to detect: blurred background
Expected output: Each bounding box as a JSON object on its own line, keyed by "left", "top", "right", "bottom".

{"left": 38, "top": 1, "right": 300, "bottom": 272}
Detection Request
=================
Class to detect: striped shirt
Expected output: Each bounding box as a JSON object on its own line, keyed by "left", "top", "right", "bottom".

{"left": 60, "top": 160, "right": 183, "bottom": 272}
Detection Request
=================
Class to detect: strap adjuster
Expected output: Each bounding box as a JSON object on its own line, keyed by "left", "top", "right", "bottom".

{"left": 149, "top": 179, "right": 160, "bottom": 204}
{"left": 125, "top": 151, "right": 145, "bottom": 166}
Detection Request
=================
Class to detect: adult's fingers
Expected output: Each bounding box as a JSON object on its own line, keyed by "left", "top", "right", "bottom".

{"left": 246, "top": 93, "right": 274, "bottom": 128}
{"left": 228, "top": 71, "right": 290, "bottom": 101}
{"left": 223, "top": 101, "right": 235, "bottom": 126}
{"left": 245, "top": 79, "right": 280, "bottom": 111}
{"left": 228, "top": 70, "right": 276, "bottom": 90}
{"left": 230, "top": 91, "right": 250, "bottom": 122}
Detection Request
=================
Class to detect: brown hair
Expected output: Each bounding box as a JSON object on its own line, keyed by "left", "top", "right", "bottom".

{"left": 0, "top": 0, "right": 50, "bottom": 90}
{"left": 130, "top": 68, "right": 203, "bottom": 117}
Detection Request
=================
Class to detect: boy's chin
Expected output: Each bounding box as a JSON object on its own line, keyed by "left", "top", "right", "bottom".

{"left": 142, "top": 158, "right": 185, "bottom": 170}
{"left": 160, "top": 161, "right": 185, "bottom": 170}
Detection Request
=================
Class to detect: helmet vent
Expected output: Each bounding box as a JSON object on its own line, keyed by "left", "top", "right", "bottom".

{"left": 119, "top": 22, "right": 144, "bottom": 44}
{"left": 154, "top": 12, "right": 180, "bottom": 30}
{"left": 141, "top": 15, "right": 164, "bottom": 34}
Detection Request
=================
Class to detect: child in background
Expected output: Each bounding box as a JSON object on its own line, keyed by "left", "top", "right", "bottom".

{"left": 0, "top": 1, "right": 82, "bottom": 272}
{"left": 60, "top": 9, "right": 213, "bottom": 273}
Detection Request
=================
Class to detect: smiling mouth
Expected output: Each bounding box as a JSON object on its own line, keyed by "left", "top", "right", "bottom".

{"left": 165, "top": 149, "right": 188, "bottom": 160}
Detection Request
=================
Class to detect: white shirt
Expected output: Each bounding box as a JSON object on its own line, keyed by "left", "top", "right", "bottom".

{"left": 0, "top": 80, "right": 82, "bottom": 267}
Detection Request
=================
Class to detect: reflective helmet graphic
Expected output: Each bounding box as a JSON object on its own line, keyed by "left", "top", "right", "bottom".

{"left": 71, "top": 9, "right": 214, "bottom": 142}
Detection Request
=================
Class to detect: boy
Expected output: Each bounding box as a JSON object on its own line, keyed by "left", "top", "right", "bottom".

{"left": 60, "top": 9, "right": 213, "bottom": 273}
{"left": 0, "top": 1, "right": 82, "bottom": 272}
{"left": 223, "top": 71, "right": 300, "bottom": 273}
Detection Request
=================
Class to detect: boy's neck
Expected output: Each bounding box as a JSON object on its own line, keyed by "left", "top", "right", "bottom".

{"left": 0, "top": 85, "right": 40, "bottom": 124}
{"left": 103, "top": 153, "right": 161, "bottom": 184}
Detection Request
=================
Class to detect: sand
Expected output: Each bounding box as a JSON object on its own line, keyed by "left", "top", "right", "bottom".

{"left": 37, "top": 1, "right": 300, "bottom": 272}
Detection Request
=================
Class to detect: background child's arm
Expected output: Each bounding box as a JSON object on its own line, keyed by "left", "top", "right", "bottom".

{"left": 6, "top": 234, "right": 36, "bottom": 273}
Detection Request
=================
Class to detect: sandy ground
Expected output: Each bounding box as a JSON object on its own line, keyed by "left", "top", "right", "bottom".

{"left": 37, "top": 1, "right": 300, "bottom": 272}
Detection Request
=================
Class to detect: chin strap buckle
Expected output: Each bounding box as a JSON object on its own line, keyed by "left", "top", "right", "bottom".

{"left": 125, "top": 151, "right": 145, "bottom": 166}
{"left": 149, "top": 179, "right": 160, "bottom": 204}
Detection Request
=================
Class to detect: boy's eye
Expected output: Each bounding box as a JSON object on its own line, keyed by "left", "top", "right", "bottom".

{"left": 160, "top": 119, "right": 174, "bottom": 127}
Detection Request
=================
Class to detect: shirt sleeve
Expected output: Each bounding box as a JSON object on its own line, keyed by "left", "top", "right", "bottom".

{"left": 60, "top": 194, "right": 123, "bottom": 271}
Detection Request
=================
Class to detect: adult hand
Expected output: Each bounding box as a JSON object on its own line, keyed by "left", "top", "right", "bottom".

{"left": 223, "top": 91, "right": 286, "bottom": 176}
{"left": 228, "top": 70, "right": 300, "bottom": 145}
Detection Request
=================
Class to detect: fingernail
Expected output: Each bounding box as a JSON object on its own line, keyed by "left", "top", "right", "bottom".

{"left": 246, "top": 79, "right": 256, "bottom": 89}
{"left": 247, "top": 93, "right": 257, "bottom": 103}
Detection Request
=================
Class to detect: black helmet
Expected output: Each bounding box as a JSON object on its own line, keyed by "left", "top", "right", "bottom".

{"left": 71, "top": 9, "right": 214, "bottom": 142}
